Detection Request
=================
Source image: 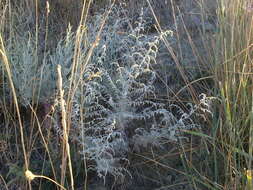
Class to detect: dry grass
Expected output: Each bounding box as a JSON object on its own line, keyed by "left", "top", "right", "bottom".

{"left": 212, "top": 0, "right": 253, "bottom": 189}
{"left": 0, "top": 0, "right": 252, "bottom": 190}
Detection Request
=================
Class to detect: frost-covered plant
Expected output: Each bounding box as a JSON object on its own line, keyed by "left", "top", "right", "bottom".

{"left": 6, "top": 36, "right": 38, "bottom": 106}
{"left": 66, "top": 6, "right": 212, "bottom": 181}
{"left": 2, "top": 26, "right": 76, "bottom": 106}
{"left": 1, "top": 3, "right": 212, "bottom": 182}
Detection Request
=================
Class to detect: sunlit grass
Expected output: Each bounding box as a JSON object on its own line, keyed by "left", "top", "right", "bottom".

{"left": 211, "top": 0, "right": 253, "bottom": 189}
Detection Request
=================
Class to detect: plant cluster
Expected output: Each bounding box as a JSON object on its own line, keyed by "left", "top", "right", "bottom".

{"left": 58, "top": 7, "right": 212, "bottom": 181}
{"left": 0, "top": 3, "right": 213, "bottom": 188}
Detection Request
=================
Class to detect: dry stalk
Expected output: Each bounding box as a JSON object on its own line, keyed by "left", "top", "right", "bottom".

{"left": 57, "top": 65, "right": 74, "bottom": 190}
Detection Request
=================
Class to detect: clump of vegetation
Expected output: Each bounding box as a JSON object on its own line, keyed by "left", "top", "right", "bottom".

{"left": 50, "top": 7, "right": 212, "bottom": 183}
{"left": 212, "top": 0, "right": 253, "bottom": 189}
